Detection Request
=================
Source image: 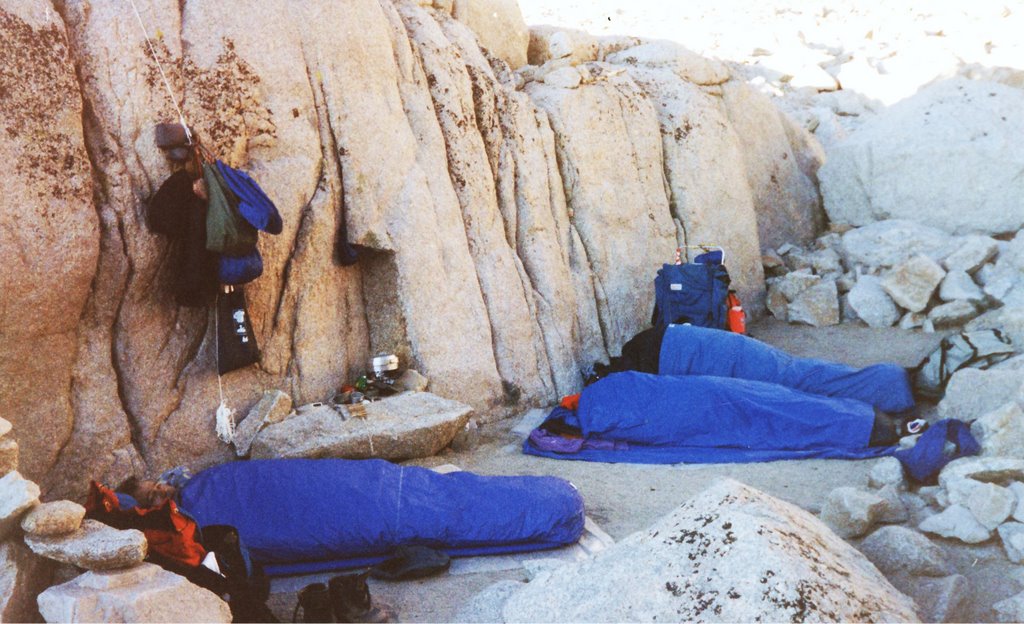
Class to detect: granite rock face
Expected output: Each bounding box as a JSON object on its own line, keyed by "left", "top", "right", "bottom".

{"left": 1, "top": 0, "right": 827, "bottom": 498}
{"left": 502, "top": 479, "right": 919, "bottom": 623}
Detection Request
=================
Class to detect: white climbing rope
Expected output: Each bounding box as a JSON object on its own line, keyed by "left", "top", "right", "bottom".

{"left": 213, "top": 296, "right": 235, "bottom": 443}
{"left": 126, "top": 0, "right": 193, "bottom": 144}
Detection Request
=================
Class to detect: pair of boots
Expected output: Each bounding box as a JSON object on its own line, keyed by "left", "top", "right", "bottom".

{"left": 294, "top": 572, "right": 394, "bottom": 623}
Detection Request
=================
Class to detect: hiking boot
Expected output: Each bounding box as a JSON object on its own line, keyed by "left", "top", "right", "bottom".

{"left": 293, "top": 582, "right": 332, "bottom": 623}
{"left": 328, "top": 571, "right": 395, "bottom": 623}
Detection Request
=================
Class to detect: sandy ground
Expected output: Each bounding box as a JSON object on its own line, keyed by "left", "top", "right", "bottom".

{"left": 268, "top": 319, "right": 1021, "bottom": 622}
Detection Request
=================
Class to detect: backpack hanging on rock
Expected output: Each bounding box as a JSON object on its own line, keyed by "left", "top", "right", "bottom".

{"left": 652, "top": 248, "right": 731, "bottom": 330}
{"left": 912, "top": 329, "right": 1015, "bottom": 400}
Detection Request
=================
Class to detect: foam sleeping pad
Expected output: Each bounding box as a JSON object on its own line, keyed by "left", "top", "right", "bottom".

{"left": 659, "top": 325, "right": 915, "bottom": 413}
{"left": 178, "top": 459, "right": 585, "bottom": 576}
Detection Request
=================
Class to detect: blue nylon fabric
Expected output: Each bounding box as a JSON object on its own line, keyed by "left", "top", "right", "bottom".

{"left": 523, "top": 371, "right": 895, "bottom": 464}
{"left": 178, "top": 458, "right": 585, "bottom": 574}
{"left": 894, "top": 419, "right": 980, "bottom": 483}
{"left": 659, "top": 325, "right": 915, "bottom": 413}
{"left": 218, "top": 249, "right": 264, "bottom": 285}
{"left": 215, "top": 160, "right": 283, "bottom": 235}
{"left": 653, "top": 263, "right": 730, "bottom": 330}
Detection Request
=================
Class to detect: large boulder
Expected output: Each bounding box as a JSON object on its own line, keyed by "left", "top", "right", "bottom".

{"left": 841, "top": 220, "right": 953, "bottom": 269}
{"left": 848, "top": 275, "right": 900, "bottom": 328}
{"left": 451, "top": 0, "right": 528, "bottom": 69}
{"left": 37, "top": 562, "right": 231, "bottom": 623}
{"left": 502, "top": 479, "right": 919, "bottom": 622}
{"left": 250, "top": 392, "right": 473, "bottom": 460}
{"left": 821, "top": 78, "right": 1024, "bottom": 235}
{"left": 24, "top": 519, "right": 147, "bottom": 570}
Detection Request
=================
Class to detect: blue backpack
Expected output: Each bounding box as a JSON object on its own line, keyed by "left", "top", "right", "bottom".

{"left": 652, "top": 253, "right": 731, "bottom": 330}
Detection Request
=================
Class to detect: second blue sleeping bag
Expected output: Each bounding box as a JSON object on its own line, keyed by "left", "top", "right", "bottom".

{"left": 659, "top": 325, "right": 914, "bottom": 413}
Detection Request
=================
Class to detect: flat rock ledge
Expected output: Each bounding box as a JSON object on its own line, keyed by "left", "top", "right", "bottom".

{"left": 25, "top": 519, "right": 147, "bottom": 571}
{"left": 250, "top": 391, "right": 473, "bottom": 461}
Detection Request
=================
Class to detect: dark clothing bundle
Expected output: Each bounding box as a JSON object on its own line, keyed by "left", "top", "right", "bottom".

{"left": 147, "top": 153, "right": 282, "bottom": 375}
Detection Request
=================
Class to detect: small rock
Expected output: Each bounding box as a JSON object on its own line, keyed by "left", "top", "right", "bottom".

{"left": 776, "top": 242, "right": 797, "bottom": 256}
{"left": 836, "top": 271, "right": 857, "bottom": 294}
{"left": 1009, "top": 482, "right": 1024, "bottom": 522}
{"left": 997, "top": 522, "right": 1024, "bottom": 563}
{"left": 840, "top": 293, "right": 858, "bottom": 323}
{"left": 966, "top": 305, "right": 1024, "bottom": 354}
{"left": 859, "top": 525, "right": 952, "bottom": 577}
{"left": 876, "top": 485, "right": 909, "bottom": 524}
{"left": 847, "top": 275, "right": 900, "bottom": 328}
{"left": 940, "top": 369, "right": 1023, "bottom": 424}
{"left": 918, "top": 485, "right": 944, "bottom": 508}
{"left": 994, "top": 591, "right": 1024, "bottom": 623}
{"left": 783, "top": 247, "right": 814, "bottom": 272}
{"left": 0, "top": 438, "right": 17, "bottom": 476}
{"left": 966, "top": 482, "right": 1015, "bottom": 529}
{"left": 0, "top": 417, "right": 10, "bottom": 439}
{"left": 820, "top": 486, "right": 884, "bottom": 538}
{"left": 891, "top": 574, "right": 969, "bottom": 623}
{"left": 0, "top": 471, "right": 40, "bottom": 540}
{"left": 899, "top": 312, "right": 926, "bottom": 330}
{"left": 20, "top": 501, "right": 85, "bottom": 537}
{"left": 919, "top": 505, "right": 991, "bottom": 543}
{"left": 928, "top": 300, "right": 979, "bottom": 328}
{"left": 776, "top": 268, "right": 819, "bottom": 301}
{"left": 542, "top": 66, "right": 582, "bottom": 88}
{"left": 944, "top": 235, "right": 999, "bottom": 274}
{"left": 944, "top": 476, "right": 986, "bottom": 507}
{"left": 37, "top": 562, "right": 231, "bottom": 624}
{"left": 869, "top": 457, "right": 905, "bottom": 490}
{"left": 809, "top": 248, "right": 843, "bottom": 275}
{"left": 971, "top": 402, "right": 1024, "bottom": 458}
{"left": 24, "top": 519, "right": 147, "bottom": 570}
{"left": 881, "top": 254, "right": 946, "bottom": 313}
{"left": 940, "top": 457, "right": 1024, "bottom": 490}
{"left": 788, "top": 280, "right": 840, "bottom": 327}
{"left": 396, "top": 369, "right": 430, "bottom": 392}
{"left": 761, "top": 251, "right": 786, "bottom": 276}
{"left": 939, "top": 270, "right": 985, "bottom": 302}
{"left": 766, "top": 282, "right": 789, "bottom": 320}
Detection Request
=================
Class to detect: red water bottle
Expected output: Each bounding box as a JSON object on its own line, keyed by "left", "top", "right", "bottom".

{"left": 727, "top": 291, "right": 746, "bottom": 334}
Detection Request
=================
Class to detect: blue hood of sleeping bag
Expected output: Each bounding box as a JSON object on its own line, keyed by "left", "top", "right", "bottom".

{"left": 215, "top": 160, "right": 283, "bottom": 235}
{"left": 219, "top": 248, "right": 264, "bottom": 285}
{"left": 894, "top": 419, "right": 980, "bottom": 483}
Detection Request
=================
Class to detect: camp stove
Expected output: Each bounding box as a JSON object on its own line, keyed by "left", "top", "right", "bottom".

{"left": 371, "top": 353, "right": 400, "bottom": 386}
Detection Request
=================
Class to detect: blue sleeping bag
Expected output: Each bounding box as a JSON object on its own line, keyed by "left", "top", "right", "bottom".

{"left": 659, "top": 325, "right": 915, "bottom": 413}
{"left": 178, "top": 459, "right": 585, "bottom": 576}
{"left": 524, "top": 371, "right": 895, "bottom": 464}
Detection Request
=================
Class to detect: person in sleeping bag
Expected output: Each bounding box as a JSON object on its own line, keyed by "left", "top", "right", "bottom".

{"left": 115, "top": 458, "right": 586, "bottom": 575}
{"left": 588, "top": 323, "right": 915, "bottom": 414}
{"left": 525, "top": 370, "right": 916, "bottom": 465}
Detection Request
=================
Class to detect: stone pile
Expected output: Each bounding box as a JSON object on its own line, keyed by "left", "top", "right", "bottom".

{"left": 764, "top": 219, "right": 1023, "bottom": 332}
{"left": 0, "top": 416, "right": 230, "bottom": 623}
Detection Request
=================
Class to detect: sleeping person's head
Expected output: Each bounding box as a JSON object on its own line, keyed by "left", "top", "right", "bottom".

{"left": 118, "top": 476, "right": 177, "bottom": 508}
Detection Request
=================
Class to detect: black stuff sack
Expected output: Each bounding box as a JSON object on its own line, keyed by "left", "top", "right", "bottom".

{"left": 217, "top": 287, "right": 260, "bottom": 375}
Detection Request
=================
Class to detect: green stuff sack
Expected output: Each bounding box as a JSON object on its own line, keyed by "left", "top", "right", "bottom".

{"left": 204, "top": 163, "right": 258, "bottom": 255}
{"left": 912, "top": 329, "right": 1015, "bottom": 400}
